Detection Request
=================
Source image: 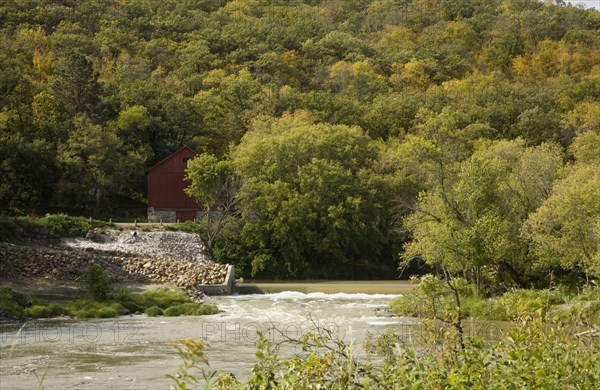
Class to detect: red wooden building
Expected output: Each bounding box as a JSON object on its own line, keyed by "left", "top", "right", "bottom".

{"left": 147, "top": 146, "right": 202, "bottom": 222}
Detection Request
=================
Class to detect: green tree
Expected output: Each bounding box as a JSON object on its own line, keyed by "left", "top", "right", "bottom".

{"left": 0, "top": 137, "right": 56, "bottom": 214}
{"left": 49, "top": 52, "right": 101, "bottom": 117}
{"left": 231, "top": 112, "right": 392, "bottom": 279}
{"left": 363, "top": 91, "right": 423, "bottom": 139}
{"left": 404, "top": 139, "right": 563, "bottom": 292}
{"left": 56, "top": 114, "right": 143, "bottom": 210}
{"left": 185, "top": 154, "right": 241, "bottom": 258}
{"left": 524, "top": 132, "right": 600, "bottom": 283}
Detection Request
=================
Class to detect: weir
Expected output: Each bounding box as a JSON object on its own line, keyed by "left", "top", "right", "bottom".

{"left": 235, "top": 280, "right": 415, "bottom": 294}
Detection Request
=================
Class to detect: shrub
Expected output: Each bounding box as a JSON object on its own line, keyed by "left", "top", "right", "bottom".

{"left": 36, "top": 214, "right": 116, "bottom": 237}
{"left": 179, "top": 303, "right": 201, "bottom": 315}
{"left": 0, "top": 284, "right": 32, "bottom": 316}
{"left": 194, "top": 304, "right": 218, "bottom": 316}
{"left": 490, "top": 289, "right": 565, "bottom": 320}
{"left": 141, "top": 289, "right": 190, "bottom": 309}
{"left": 66, "top": 300, "right": 124, "bottom": 319}
{"left": 391, "top": 276, "right": 571, "bottom": 321}
{"left": 169, "top": 318, "right": 600, "bottom": 390}
{"left": 175, "top": 303, "right": 218, "bottom": 316}
{"left": 165, "top": 221, "right": 202, "bottom": 234}
{"left": 0, "top": 216, "right": 29, "bottom": 244}
{"left": 112, "top": 288, "right": 144, "bottom": 312}
{"left": 145, "top": 306, "right": 164, "bottom": 317}
{"left": 164, "top": 305, "right": 184, "bottom": 316}
{"left": 83, "top": 263, "right": 111, "bottom": 301}
{"left": 24, "top": 304, "right": 69, "bottom": 318}
{"left": 95, "top": 306, "right": 119, "bottom": 318}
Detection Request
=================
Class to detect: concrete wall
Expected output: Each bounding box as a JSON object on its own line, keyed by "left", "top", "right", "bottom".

{"left": 148, "top": 208, "right": 223, "bottom": 223}
{"left": 147, "top": 208, "right": 176, "bottom": 223}
{"left": 198, "top": 264, "right": 235, "bottom": 295}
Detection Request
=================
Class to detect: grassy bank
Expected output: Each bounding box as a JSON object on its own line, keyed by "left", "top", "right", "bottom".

{"left": 0, "top": 284, "right": 217, "bottom": 320}
{"left": 0, "top": 214, "right": 119, "bottom": 243}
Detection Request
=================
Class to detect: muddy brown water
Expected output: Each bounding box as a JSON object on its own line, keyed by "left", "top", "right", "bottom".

{"left": 0, "top": 281, "right": 506, "bottom": 389}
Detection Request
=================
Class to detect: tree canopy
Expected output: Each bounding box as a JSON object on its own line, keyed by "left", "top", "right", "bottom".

{"left": 1, "top": 0, "right": 599, "bottom": 280}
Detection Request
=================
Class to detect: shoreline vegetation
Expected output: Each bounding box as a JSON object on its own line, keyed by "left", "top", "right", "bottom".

{"left": 1, "top": 215, "right": 598, "bottom": 388}
{"left": 391, "top": 275, "right": 600, "bottom": 325}
{"left": 163, "top": 276, "right": 598, "bottom": 389}
{"left": 0, "top": 282, "right": 218, "bottom": 321}
{"left": 1, "top": 0, "right": 599, "bottom": 385}
{"left": 0, "top": 216, "right": 220, "bottom": 320}
{"left": 167, "top": 319, "right": 599, "bottom": 389}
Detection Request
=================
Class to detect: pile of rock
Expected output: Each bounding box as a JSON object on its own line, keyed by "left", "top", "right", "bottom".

{"left": 64, "top": 230, "right": 211, "bottom": 263}
{"left": 0, "top": 243, "right": 138, "bottom": 282}
{"left": 0, "top": 242, "right": 229, "bottom": 290}
{"left": 120, "top": 258, "right": 227, "bottom": 288}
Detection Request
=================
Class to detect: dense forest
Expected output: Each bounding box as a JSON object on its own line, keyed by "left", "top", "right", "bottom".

{"left": 1, "top": 0, "right": 599, "bottom": 281}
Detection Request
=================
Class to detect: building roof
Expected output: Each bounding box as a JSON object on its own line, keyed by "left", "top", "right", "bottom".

{"left": 147, "top": 145, "right": 197, "bottom": 172}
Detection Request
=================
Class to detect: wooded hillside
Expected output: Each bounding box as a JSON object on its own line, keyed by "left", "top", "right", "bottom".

{"left": 1, "top": 0, "right": 599, "bottom": 280}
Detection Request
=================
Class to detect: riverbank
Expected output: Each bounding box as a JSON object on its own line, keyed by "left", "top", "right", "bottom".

{"left": 0, "top": 279, "right": 219, "bottom": 322}
{"left": 0, "top": 230, "right": 228, "bottom": 290}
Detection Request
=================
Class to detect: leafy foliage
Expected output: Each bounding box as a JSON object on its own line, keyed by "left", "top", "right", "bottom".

{"left": 0, "top": 284, "right": 217, "bottom": 319}
{"left": 0, "top": 284, "right": 33, "bottom": 317}
{"left": 36, "top": 214, "right": 117, "bottom": 237}
{"left": 1, "top": 0, "right": 600, "bottom": 281}
{"left": 403, "top": 139, "right": 564, "bottom": 291}
{"left": 82, "top": 263, "right": 111, "bottom": 301}
{"left": 227, "top": 112, "right": 395, "bottom": 279}
{"left": 168, "top": 312, "right": 600, "bottom": 389}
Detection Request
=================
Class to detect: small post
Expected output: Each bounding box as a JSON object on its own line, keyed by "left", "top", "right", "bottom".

{"left": 177, "top": 219, "right": 180, "bottom": 224}
{"left": 134, "top": 219, "right": 137, "bottom": 227}
{"left": 160, "top": 219, "right": 163, "bottom": 226}
{"left": 109, "top": 218, "right": 112, "bottom": 224}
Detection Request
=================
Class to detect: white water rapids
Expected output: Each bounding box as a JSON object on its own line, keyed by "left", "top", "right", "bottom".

{"left": 1, "top": 291, "right": 419, "bottom": 389}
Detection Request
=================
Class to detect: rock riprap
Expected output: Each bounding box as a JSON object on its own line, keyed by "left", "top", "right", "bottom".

{"left": 64, "top": 230, "right": 210, "bottom": 262}
{"left": 0, "top": 234, "right": 228, "bottom": 290}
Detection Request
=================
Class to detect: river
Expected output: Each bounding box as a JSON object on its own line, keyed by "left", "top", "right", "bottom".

{"left": 0, "top": 282, "right": 503, "bottom": 389}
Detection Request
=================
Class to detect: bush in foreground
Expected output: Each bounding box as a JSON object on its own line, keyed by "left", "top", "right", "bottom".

{"left": 168, "top": 316, "right": 599, "bottom": 389}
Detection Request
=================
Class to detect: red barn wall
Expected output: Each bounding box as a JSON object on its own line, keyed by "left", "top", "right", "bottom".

{"left": 147, "top": 147, "right": 201, "bottom": 221}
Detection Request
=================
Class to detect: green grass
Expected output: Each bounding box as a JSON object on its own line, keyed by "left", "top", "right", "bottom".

{"left": 0, "top": 284, "right": 32, "bottom": 316}
{"left": 0, "top": 214, "right": 120, "bottom": 243}
{"left": 66, "top": 300, "right": 125, "bottom": 319}
{"left": 24, "top": 304, "right": 69, "bottom": 318}
{"left": 138, "top": 288, "right": 193, "bottom": 309}
{"left": 36, "top": 214, "right": 118, "bottom": 237}
{"left": 164, "top": 305, "right": 184, "bottom": 316}
{"left": 0, "top": 284, "right": 218, "bottom": 320}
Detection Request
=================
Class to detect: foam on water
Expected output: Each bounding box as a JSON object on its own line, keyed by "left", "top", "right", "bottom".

{"left": 367, "top": 320, "right": 403, "bottom": 326}
{"left": 232, "top": 291, "right": 400, "bottom": 301}
{"left": 2, "top": 289, "right": 410, "bottom": 388}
